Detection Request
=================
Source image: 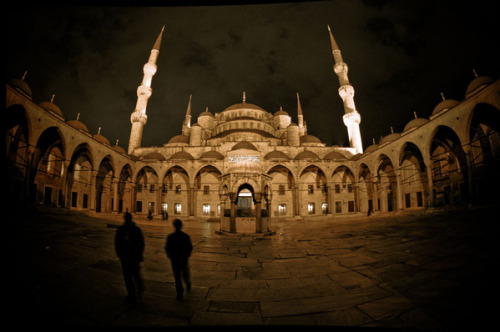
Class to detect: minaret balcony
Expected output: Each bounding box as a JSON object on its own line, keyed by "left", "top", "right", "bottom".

{"left": 137, "top": 85, "right": 152, "bottom": 98}
{"left": 338, "top": 85, "right": 355, "bottom": 99}
{"left": 131, "top": 111, "right": 148, "bottom": 125}
{"left": 343, "top": 111, "right": 361, "bottom": 126}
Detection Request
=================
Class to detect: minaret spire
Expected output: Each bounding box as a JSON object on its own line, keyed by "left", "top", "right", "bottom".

{"left": 182, "top": 94, "right": 192, "bottom": 136}
{"left": 328, "top": 25, "right": 363, "bottom": 154}
{"left": 297, "top": 92, "right": 306, "bottom": 136}
{"left": 128, "top": 26, "right": 165, "bottom": 154}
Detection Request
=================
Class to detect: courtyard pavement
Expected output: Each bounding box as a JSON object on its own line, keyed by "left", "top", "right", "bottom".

{"left": 7, "top": 205, "right": 500, "bottom": 330}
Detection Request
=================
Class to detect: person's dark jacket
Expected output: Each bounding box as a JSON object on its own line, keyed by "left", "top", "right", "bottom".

{"left": 165, "top": 231, "right": 192, "bottom": 264}
{"left": 115, "top": 222, "right": 145, "bottom": 263}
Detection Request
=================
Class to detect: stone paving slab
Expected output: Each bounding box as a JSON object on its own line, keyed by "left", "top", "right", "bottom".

{"left": 7, "top": 205, "right": 500, "bottom": 329}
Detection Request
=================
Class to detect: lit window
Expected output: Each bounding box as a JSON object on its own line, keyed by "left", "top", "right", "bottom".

{"left": 175, "top": 203, "right": 181, "bottom": 214}
{"left": 203, "top": 204, "right": 210, "bottom": 215}
{"left": 308, "top": 203, "right": 315, "bottom": 214}
{"left": 176, "top": 185, "right": 181, "bottom": 194}
{"left": 322, "top": 202, "right": 328, "bottom": 214}
{"left": 278, "top": 204, "right": 286, "bottom": 215}
{"left": 308, "top": 185, "right": 314, "bottom": 194}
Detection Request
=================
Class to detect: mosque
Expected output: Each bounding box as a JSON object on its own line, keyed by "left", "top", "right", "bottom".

{"left": 5, "top": 26, "right": 500, "bottom": 234}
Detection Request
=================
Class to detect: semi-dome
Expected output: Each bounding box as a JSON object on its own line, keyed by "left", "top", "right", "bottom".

{"left": 432, "top": 99, "right": 459, "bottom": 116}
{"left": 403, "top": 117, "right": 429, "bottom": 132}
{"left": 231, "top": 141, "right": 258, "bottom": 151}
{"left": 67, "top": 120, "right": 90, "bottom": 133}
{"left": 39, "top": 101, "right": 64, "bottom": 119}
{"left": 466, "top": 76, "right": 494, "bottom": 97}
{"left": 200, "top": 150, "right": 224, "bottom": 160}
{"left": 168, "top": 134, "right": 189, "bottom": 144}
{"left": 380, "top": 132, "right": 401, "bottom": 144}
{"left": 294, "top": 150, "right": 319, "bottom": 160}
{"left": 143, "top": 152, "right": 165, "bottom": 161}
{"left": 264, "top": 150, "right": 290, "bottom": 160}
{"left": 8, "top": 79, "right": 32, "bottom": 99}
{"left": 93, "top": 134, "right": 111, "bottom": 146}
{"left": 300, "top": 134, "right": 322, "bottom": 144}
{"left": 169, "top": 151, "right": 194, "bottom": 160}
{"left": 323, "top": 151, "right": 347, "bottom": 160}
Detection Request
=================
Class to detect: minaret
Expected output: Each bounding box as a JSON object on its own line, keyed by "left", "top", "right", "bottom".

{"left": 328, "top": 25, "right": 363, "bottom": 154}
{"left": 297, "top": 92, "right": 307, "bottom": 136}
{"left": 128, "top": 26, "right": 165, "bottom": 154}
{"left": 182, "top": 94, "right": 192, "bottom": 136}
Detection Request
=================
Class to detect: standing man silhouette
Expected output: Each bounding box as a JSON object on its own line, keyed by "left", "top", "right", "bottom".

{"left": 165, "top": 219, "right": 192, "bottom": 300}
{"left": 115, "top": 212, "right": 145, "bottom": 304}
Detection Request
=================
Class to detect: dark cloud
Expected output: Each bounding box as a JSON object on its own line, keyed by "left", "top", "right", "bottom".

{"left": 6, "top": 1, "right": 499, "bottom": 149}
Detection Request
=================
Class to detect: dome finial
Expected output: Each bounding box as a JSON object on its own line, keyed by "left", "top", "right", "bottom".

{"left": 22, "top": 71, "right": 28, "bottom": 81}
{"left": 440, "top": 92, "right": 446, "bottom": 101}
{"left": 414, "top": 111, "right": 418, "bottom": 119}
{"left": 372, "top": 138, "right": 376, "bottom": 145}
{"left": 98, "top": 127, "right": 101, "bottom": 135}
{"left": 243, "top": 91, "right": 246, "bottom": 103}
{"left": 50, "top": 94, "right": 55, "bottom": 104}
{"left": 473, "top": 68, "right": 478, "bottom": 78}
{"left": 116, "top": 139, "right": 119, "bottom": 146}
{"left": 76, "top": 113, "right": 80, "bottom": 121}
{"left": 390, "top": 126, "right": 394, "bottom": 134}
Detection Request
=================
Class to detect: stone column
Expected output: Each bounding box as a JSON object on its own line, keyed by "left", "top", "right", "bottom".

{"left": 426, "top": 163, "right": 434, "bottom": 207}
{"left": 89, "top": 169, "right": 96, "bottom": 211}
{"left": 130, "top": 183, "right": 136, "bottom": 213}
{"left": 229, "top": 192, "right": 237, "bottom": 233}
{"left": 155, "top": 182, "right": 162, "bottom": 215}
{"left": 255, "top": 192, "right": 262, "bottom": 233}
{"left": 113, "top": 178, "right": 119, "bottom": 212}
{"left": 372, "top": 179, "right": 379, "bottom": 211}
{"left": 189, "top": 186, "right": 195, "bottom": 217}
{"left": 395, "top": 169, "right": 403, "bottom": 210}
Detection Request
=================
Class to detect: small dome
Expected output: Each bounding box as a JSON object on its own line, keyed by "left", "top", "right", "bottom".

{"left": 168, "top": 134, "right": 189, "bottom": 144}
{"left": 380, "top": 132, "right": 401, "bottom": 144}
{"left": 198, "top": 109, "right": 214, "bottom": 118}
{"left": 8, "top": 79, "right": 32, "bottom": 99}
{"left": 295, "top": 150, "right": 319, "bottom": 160}
{"left": 112, "top": 145, "right": 127, "bottom": 155}
{"left": 169, "top": 151, "right": 194, "bottom": 160}
{"left": 67, "top": 120, "right": 90, "bottom": 133}
{"left": 466, "top": 76, "right": 494, "bottom": 97}
{"left": 432, "top": 99, "right": 459, "bottom": 116}
{"left": 403, "top": 118, "right": 429, "bottom": 132}
{"left": 39, "top": 101, "right": 64, "bottom": 119}
{"left": 300, "top": 134, "right": 322, "bottom": 144}
{"left": 274, "top": 109, "right": 289, "bottom": 117}
{"left": 364, "top": 144, "right": 379, "bottom": 154}
{"left": 200, "top": 150, "right": 224, "bottom": 160}
{"left": 231, "top": 141, "right": 258, "bottom": 151}
{"left": 143, "top": 152, "right": 165, "bottom": 161}
{"left": 93, "top": 134, "right": 110, "bottom": 146}
{"left": 323, "top": 151, "right": 347, "bottom": 160}
{"left": 264, "top": 150, "right": 290, "bottom": 160}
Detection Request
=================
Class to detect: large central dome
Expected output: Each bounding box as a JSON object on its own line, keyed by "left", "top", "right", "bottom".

{"left": 223, "top": 102, "right": 266, "bottom": 113}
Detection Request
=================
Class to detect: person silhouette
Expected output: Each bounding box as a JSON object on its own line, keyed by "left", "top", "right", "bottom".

{"left": 165, "top": 219, "right": 192, "bottom": 300}
{"left": 114, "top": 212, "right": 145, "bottom": 304}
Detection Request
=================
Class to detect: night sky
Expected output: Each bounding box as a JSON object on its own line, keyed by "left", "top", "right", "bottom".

{"left": 6, "top": 1, "right": 499, "bottom": 150}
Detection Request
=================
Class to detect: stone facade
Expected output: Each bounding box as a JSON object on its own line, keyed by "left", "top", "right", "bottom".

{"left": 5, "top": 28, "right": 500, "bottom": 234}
